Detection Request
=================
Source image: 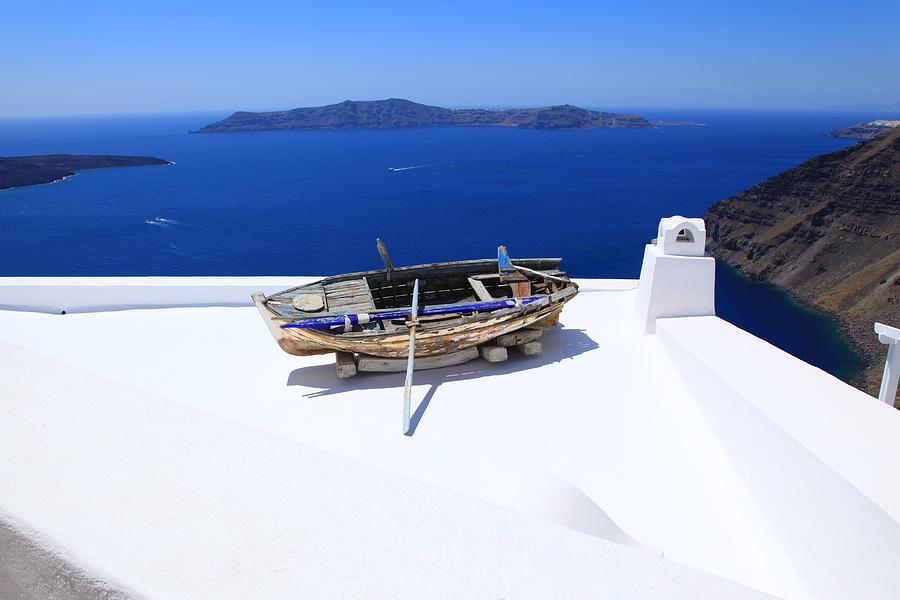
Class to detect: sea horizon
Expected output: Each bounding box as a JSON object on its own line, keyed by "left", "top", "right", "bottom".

{"left": 3, "top": 102, "right": 900, "bottom": 121}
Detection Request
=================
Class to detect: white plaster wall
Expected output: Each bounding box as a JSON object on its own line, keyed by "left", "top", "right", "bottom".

{"left": 634, "top": 245, "right": 715, "bottom": 333}
{"left": 0, "top": 341, "right": 774, "bottom": 600}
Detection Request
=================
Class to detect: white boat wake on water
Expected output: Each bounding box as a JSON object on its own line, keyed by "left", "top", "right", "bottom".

{"left": 145, "top": 217, "right": 185, "bottom": 227}
{"left": 386, "top": 164, "right": 435, "bottom": 172}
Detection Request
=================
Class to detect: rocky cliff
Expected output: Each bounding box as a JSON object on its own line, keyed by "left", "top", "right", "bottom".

{"left": 194, "top": 98, "right": 650, "bottom": 132}
{"left": 706, "top": 127, "right": 900, "bottom": 400}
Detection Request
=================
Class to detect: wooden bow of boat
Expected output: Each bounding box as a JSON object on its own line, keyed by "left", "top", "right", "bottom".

{"left": 251, "top": 254, "right": 579, "bottom": 362}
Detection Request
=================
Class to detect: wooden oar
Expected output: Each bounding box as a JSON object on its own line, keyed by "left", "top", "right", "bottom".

{"left": 499, "top": 244, "right": 570, "bottom": 284}
{"left": 376, "top": 238, "right": 394, "bottom": 277}
{"left": 510, "top": 263, "right": 571, "bottom": 284}
{"left": 402, "top": 279, "right": 420, "bottom": 435}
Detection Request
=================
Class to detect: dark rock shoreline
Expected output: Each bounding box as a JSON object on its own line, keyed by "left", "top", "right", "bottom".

{"left": 0, "top": 154, "right": 171, "bottom": 191}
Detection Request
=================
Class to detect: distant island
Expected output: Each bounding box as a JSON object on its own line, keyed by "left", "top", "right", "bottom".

{"left": 193, "top": 98, "right": 651, "bottom": 133}
{"left": 706, "top": 126, "right": 900, "bottom": 398}
{"left": 0, "top": 155, "right": 171, "bottom": 191}
{"left": 827, "top": 119, "right": 900, "bottom": 139}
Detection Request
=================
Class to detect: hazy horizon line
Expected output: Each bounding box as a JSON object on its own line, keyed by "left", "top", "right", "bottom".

{"left": 3, "top": 99, "right": 900, "bottom": 120}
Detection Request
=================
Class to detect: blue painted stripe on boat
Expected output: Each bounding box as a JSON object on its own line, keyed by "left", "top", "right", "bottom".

{"left": 281, "top": 296, "right": 543, "bottom": 329}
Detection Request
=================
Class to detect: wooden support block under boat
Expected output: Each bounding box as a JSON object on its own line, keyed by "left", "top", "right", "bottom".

{"left": 479, "top": 344, "right": 509, "bottom": 363}
{"left": 515, "top": 341, "right": 543, "bottom": 356}
{"left": 335, "top": 352, "right": 357, "bottom": 378}
{"left": 357, "top": 347, "right": 479, "bottom": 372}
{"left": 495, "top": 328, "right": 543, "bottom": 347}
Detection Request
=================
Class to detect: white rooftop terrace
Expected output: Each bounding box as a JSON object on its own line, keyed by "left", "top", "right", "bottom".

{"left": 2, "top": 217, "right": 900, "bottom": 599}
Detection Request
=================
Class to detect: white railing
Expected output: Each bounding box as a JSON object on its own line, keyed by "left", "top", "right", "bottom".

{"left": 875, "top": 322, "right": 900, "bottom": 405}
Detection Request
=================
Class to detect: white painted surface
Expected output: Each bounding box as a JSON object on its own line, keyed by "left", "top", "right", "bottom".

{"left": 578, "top": 278, "right": 638, "bottom": 291}
{"left": 657, "top": 316, "right": 900, "bottom": 522}
{"left": 875, "top": 322, "right": 900, "bottom": 404}
{"left": 655, "top": 317, "right": 900, "bottom": 599}
{"left": 0, "top": 276, "right": 315, "bottom": 313}
{"left": 634, "top": 244, "right": 716, "bottom": 333}
{"left": 657, "top": 215, "right": 707, "bottom": 257}
{"left": 2, "top": 278, "right": 900, "bottom": 599}
{"left": 0, "top": 341, "right": 773, "bottom": 600}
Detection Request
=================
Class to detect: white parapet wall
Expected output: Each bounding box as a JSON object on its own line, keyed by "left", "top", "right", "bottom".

{"left": 0, "top": 276, "right": 635, "bottom": 314}
{"left": 635, "top": 217, "right": 715, "bottom": 333}
{"left": 657, "top": 316, "right": 900, "bottom": 518}
{"left": 0, "top": 276, "right": 316, "bottom": 314}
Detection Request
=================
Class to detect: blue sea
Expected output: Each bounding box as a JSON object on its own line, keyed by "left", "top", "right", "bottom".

{"left": 0, "top": 109, "right": 878, "bottom": 381}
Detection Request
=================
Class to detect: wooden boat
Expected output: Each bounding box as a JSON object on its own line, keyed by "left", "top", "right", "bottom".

{"left": 251, "top": 245, "right": 578, "bottom": 361}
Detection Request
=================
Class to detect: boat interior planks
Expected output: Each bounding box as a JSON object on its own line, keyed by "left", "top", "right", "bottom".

{"left": 324, "top": 279, "right": 377, "bottom": 314}
{"left": 251, "top": 251, "right": 578, "bottom": 368}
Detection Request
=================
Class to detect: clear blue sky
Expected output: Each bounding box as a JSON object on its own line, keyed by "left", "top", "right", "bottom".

{"left": 2, "top": 0, "right": 898, "bottom": 116}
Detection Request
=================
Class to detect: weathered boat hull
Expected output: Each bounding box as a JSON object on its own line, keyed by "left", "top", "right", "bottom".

{"left": 251, "top": 257, "right": 578, "bottom": 359}
{"left": 254, "top": 292, "right": 571, "bottom": 358}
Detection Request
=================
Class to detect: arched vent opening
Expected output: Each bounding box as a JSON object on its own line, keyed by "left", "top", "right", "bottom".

{"left": 676, "top": 228, "right": 694, "bottom": 243}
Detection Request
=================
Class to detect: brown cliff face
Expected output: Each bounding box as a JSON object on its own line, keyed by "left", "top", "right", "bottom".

{"left": 705, "top": 127, "right": 900, "bottom": 401}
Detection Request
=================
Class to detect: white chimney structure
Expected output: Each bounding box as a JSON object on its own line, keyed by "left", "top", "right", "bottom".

{"left": 635, "top": 216, "right": 716, "bottom": 333}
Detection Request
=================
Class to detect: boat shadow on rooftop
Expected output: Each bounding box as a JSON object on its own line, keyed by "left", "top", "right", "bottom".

{"left": 286, "top": 325, "right": 599, "bottom": 434}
